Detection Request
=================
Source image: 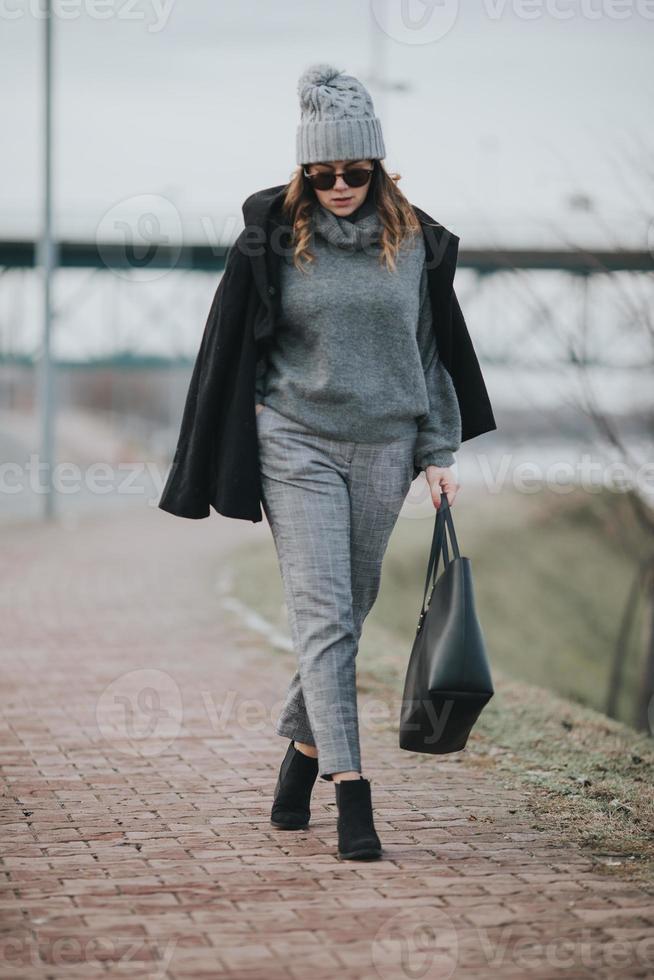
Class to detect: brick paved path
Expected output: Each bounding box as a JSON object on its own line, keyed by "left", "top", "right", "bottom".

{"left": 1, "top": 508, "right": 653, "bottom": 979}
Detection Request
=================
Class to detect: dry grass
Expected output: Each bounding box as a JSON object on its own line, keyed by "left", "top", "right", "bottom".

{"left": 463, "top": 666, "right": 654, "bottom": 884}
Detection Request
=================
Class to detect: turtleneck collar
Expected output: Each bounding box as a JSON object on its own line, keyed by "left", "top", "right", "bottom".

{"left": 312, "top": 196, "right": 381, "bottom": 251}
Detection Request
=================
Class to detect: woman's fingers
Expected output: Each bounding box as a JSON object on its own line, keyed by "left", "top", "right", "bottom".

{"left": 442, "top": 474, "right": 459, "bottom": 507}
{"left": 426, "top": 469, "right": 459, "bottom": 509}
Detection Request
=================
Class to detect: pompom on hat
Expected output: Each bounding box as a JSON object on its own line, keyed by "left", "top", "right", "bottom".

{"left": 295, "top": 62, "right": 386, "bottom": 165}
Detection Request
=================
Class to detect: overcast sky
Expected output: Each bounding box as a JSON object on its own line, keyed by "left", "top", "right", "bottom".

{"left": 1, "top": 1, "right": 653, "bottom": 247}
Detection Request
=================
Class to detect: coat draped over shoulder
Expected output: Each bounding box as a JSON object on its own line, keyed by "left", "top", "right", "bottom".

{"left": 158, "top": 185, "right": 497, "bottom": 522}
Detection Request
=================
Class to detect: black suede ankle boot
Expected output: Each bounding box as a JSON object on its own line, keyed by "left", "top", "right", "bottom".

{"left": 270, "top": 739, "right": 319, "bottom": 830}
{"left": 334, "top": 777, "right": 383, "bottom": 860}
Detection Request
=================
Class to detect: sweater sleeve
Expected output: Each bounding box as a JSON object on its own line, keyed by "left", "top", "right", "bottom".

{"left": 413, "top": 264, "right": 462, "bottom": 471}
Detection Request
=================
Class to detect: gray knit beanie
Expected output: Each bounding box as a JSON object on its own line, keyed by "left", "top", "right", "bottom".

{"left": 296, "top": 63, "right": 386, "bottom": 165}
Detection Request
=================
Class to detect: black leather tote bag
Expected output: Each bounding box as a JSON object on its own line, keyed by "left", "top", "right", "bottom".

{"left": 399, "top": 495, "right": 494, "bottom": 754}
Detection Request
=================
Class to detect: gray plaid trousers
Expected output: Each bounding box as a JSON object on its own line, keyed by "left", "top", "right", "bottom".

{"left": 257, "top": 404, "right": 416, "bottom": 782}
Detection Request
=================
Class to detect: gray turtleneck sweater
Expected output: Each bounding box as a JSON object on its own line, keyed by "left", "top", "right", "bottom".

{"left": 254, "top": 198, "right": 461, "bottom": 470}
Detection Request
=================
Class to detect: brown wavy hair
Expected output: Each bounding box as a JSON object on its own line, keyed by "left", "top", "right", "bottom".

{"left": 280, "top": 159, "right": 422, "bottom": 274}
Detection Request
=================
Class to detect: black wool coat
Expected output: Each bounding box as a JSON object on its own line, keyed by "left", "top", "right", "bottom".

{"left": 158, "top": 184, "right": 497, "bottom": 523}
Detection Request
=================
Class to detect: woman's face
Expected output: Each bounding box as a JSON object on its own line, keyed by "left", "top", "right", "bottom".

{"left": 305, "top": 159, "right": 374, "bottom": 217}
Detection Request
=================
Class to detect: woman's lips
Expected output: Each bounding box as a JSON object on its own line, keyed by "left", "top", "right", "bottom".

{"left": 333, "top": 197, "right": 353, "bottom": 205}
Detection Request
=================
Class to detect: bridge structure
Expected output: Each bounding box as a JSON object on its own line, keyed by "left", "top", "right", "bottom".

{"left": 1, "top": 239, "right": 652, "bottom": 275}
{"left": 1, "top": 235, "right": 652, "bottom": 377}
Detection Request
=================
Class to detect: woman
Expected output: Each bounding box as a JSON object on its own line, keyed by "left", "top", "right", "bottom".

{"left": 159, "top": 62, "right": 497, "bottom": 861}
{"left": 259, "top": 64, "right": 464, "bottom": 861}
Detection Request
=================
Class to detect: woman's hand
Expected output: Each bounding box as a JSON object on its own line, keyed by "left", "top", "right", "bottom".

{"left": 424, "top": 465, "right": 459, "bottom": 509}
{"left": 255, "top": 403, "right": 265, "bottom": 416}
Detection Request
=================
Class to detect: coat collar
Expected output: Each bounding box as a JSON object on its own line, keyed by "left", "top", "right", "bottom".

{"left": 242, "top": 183, "right": 288, "bottom": 228}
{"left": 240, "top": 184, "right": 460, "bottom": 342}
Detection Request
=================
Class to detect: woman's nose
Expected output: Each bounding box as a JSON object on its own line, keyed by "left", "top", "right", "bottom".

{"left": 333, "top": 174, "right": 349, "bottom": 190}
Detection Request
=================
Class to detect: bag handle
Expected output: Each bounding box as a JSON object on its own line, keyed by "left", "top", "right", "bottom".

{"left": 417, "top": 496, "right": 461, "bottom": 629}
{"left": 423, "top": 496, "right": 461, "bottom": 597}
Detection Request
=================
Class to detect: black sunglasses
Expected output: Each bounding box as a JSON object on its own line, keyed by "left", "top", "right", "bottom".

{"left": 303, "top": 165, "right": 375, "bottom": 191}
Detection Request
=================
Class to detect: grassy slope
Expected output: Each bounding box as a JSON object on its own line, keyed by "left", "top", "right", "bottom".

{"left": 375, "top": 484, "right": 649, "bottom": 724}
